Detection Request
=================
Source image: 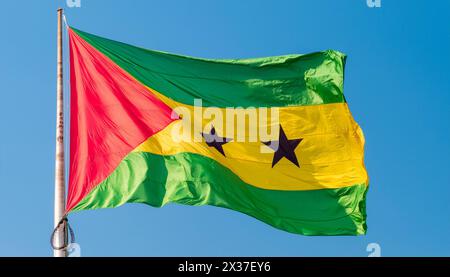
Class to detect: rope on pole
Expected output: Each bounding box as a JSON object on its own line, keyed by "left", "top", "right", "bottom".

{"left": 50, "top": 216, "right": 75, "bottom": 251}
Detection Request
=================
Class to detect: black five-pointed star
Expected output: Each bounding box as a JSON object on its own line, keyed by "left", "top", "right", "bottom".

{"left": 201, "top": 127, "right": 232, "bottom": 156}
{"left": 263, "top": 125, "right": 303, "bottom": 168}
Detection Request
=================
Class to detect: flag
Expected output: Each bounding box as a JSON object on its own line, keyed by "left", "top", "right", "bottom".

{"left": 67, "top": 27, "right": 368, "bottom": 235}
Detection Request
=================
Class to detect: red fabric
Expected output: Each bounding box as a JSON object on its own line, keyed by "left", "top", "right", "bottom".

{"left": 66, "top": 29, "right": 175, "bottom": 212}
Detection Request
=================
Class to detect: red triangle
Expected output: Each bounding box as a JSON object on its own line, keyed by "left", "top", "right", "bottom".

{"left": 66, "top": 29, "right": 176, "bottom": 212}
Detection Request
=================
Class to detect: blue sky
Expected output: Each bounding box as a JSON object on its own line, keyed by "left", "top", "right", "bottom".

{"left": 0, "top": 0, "right": 449, "bottom": 256}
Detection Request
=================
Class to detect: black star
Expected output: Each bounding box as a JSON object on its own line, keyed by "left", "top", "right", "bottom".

{"left": 201, "top": 127, "right": 232, "bottom": 156}
{"left": 263, "top": 125, "right": 303, "bottom": 168}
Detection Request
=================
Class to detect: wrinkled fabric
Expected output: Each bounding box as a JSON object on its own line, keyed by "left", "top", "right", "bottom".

{"left": 67, "top": 27, "right": 368, "bottom": 236}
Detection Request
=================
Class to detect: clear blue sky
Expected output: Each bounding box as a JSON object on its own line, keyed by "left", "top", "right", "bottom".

{"left": 0, "top": 0, "right": 449, "bottom": 257}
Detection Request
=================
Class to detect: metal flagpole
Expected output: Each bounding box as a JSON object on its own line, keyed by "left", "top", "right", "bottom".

{"left": 54, "top": 8, "right": 68, "bottom": 257}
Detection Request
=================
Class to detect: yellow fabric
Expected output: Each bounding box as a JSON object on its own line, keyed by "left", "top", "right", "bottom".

{"left": 133, "top": 87, "right": 368, "bottom": 191}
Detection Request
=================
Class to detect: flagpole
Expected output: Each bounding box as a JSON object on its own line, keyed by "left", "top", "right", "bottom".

{"left": 54, "top": 7, "right": 68, "bottom": 257}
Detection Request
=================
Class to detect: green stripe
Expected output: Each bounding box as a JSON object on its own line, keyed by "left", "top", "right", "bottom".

{"left": 71, "top": 151, "right": 367, "bottom": 236}
{"left": 72, "top": 28, "right": 346, "bottom": 108}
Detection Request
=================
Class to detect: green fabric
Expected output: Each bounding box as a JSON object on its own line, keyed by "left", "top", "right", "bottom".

{"left": 72, "top": 151, "right": 367, "bottom": 236}
{"left": 72, "top": 28, "right": 346, "bottom": 108}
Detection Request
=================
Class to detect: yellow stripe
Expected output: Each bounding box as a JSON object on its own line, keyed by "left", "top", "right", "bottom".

{"left": 133, "top": 86, "right": 368, "bottom": 191}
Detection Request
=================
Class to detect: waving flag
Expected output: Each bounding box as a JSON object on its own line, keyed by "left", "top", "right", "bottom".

{"left": 67, "top": 27, "right": 368, "bottom": 235}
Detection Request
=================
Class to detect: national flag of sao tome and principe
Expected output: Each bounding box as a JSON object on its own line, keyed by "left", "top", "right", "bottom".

{"left": 66, "top": 27, "right": 369, "bottom": 236}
